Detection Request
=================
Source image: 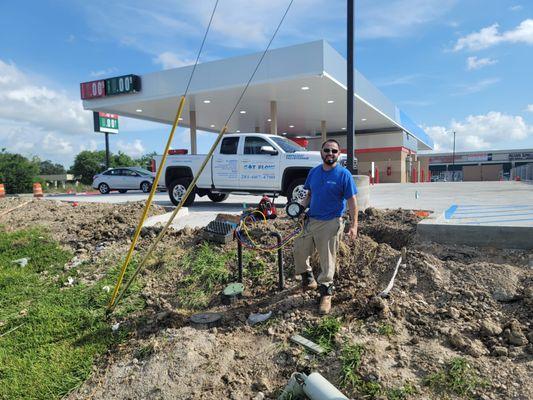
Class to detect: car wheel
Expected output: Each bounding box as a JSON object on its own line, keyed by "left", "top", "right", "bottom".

{"left": 168, "top": 178, "right": 195, "bottom": 207}
{"left": 207, "top": 192, "right": 229, "bottom": 202}
{"left": 99, "top": 183, "right": 110, "bottom": 194}
{"left": 140, "top": 181, "right": 151, "bottom": 193}
{"left": 286, "top": 178, "right": 308, "bottom": 202}
{"left": 118, "top": 189, "right": 128, "bottom": 193}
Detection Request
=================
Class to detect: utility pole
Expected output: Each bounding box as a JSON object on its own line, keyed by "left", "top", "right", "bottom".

{"left": 452, "top": 130, "right": 456, "bottom": 167}
{"left": 347, "top": 0, "right": 356, "bottom": 174}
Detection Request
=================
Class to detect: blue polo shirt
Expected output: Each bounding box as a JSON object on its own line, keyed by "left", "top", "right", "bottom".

{"left": 304, "top": 164, "right": 357, "bottom": 220}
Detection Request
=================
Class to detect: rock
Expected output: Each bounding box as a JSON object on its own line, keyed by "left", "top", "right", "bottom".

{"left": 480, "top": 319, "right": 503, "bottom": 337}
{"left": 492, "top": 346, "right": 508, "bottom": 357}
{"left": 508, "top": 331, "right": 528, "bottom": 346}
{"left": 447, "top": 307, "right": 460, "bottom": 319}
{"left": 253, "top": 392, "right": 265, "bottom": 400}
{"left": 267, "top": 327, "right": 276, "bottom": 336}
{"left": 465, "top": 339, "right": 489, "bottom": 358}
{"left": 527, "top": 331, "right": 533, "bottom": 344}
{"left": 368, "top": 296, "right": 390, "bottom": 318}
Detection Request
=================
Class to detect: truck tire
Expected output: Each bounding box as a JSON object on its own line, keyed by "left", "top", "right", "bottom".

{"left": 286, "top": 178, "right": 308, "bottom": 202}
{"left": 207, "top": 192, "right": 229, "bottom": 202}
{"left": 169, "top": 178, "right": 195, "bottom": 207}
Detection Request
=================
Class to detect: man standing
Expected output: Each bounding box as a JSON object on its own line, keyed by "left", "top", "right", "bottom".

{"left": 293, "top": 139, "right": 358, "bottom": 314}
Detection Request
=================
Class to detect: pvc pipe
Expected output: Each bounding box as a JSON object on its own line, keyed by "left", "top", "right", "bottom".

{"left": 303, "top": 373, "right": 348, "bottom": 400}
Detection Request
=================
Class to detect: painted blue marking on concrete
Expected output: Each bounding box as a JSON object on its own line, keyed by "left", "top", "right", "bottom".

{"left": 454, "top": 208, "right": 533, "bottom": 215}
{"left": 445, "top": 205, "right": 458, "bottom": 219}
{"left": 450, "top": 212, "right": 533, "bottom": 220}
{"left": 462, "top": 217, "right": 533, "bottom": 225}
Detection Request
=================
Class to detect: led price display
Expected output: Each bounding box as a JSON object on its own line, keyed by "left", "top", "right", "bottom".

{"left": 105, "top": 74, "right": 141, "bottom": 96}
{"left": 81, "top": 74, "right": 141, "bottom": 100}
{"left": 93, "top": 112, "right": 119, "bottom": 134}
{"left": 80, "top": 80, "right": 106, "bottom": 99}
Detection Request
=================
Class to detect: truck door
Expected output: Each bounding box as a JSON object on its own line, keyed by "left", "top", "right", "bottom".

{"left": 239, "top": 136, "right": 280, "bottom": 190}
{"left": 211, "top": 136, "right": 240, "bottom": 188}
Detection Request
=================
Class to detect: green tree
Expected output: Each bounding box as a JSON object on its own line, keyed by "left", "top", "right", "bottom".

{"left": 70, "top": 150, "right": 107, "bottom": 184}
{"left": 135, "top": 152, "right": 157, "bottom": 170}
{"left": 0, "top": 151, "right": 40, "bottom": 194}
{"left": 39, "top": 160, "right": 66, "bottom": 175}
{"left": 110, "top": 151, "right": 136, "bottom": 168}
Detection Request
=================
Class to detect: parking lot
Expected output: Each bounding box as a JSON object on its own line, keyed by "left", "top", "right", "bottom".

{"left": 44, "top": 181, "right": 533, "bottom": 231}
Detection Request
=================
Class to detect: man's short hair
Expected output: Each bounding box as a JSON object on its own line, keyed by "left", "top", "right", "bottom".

{"left": 321, "top": 139, "right": 340, "bottom": 149}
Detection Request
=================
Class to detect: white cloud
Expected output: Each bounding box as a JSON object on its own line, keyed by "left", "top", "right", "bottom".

{"left": 453, "top": 78, "right": 500, "bottom": 95}
{"left": 116, "top": 139, "right": 146, "bottom": 158}
{"left": 80, "top": 0, "right": 458, "bottom": 60}
{"left": 375, "top": 74, "right": 420, "bottom": 87}
{"left": 153, "top": 52, "right": 194, "bottom": 69}
{"left": 526, "top": 104, "right": 533, "bottom": 113}
{"left": 454, "top": 19, "right": 533, "bottom": 51}
{"left": 466, "top": 56, "right": 498, "bottom": 70}
{"left": 510, "top": 5, "right": 523, "bottom": 11}
{"left": 424, "top": 111, "right": 533, "bottom": 151}
{"left": 90, "top": 67, "right": 118, "bottom": 78}
{"left": 0, "top": 59, "right": 96, "bottom": 166}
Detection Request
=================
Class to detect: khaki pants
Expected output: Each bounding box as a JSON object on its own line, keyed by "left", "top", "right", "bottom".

{"left": 293, "top": 217, "right": 344, "bottom": 286}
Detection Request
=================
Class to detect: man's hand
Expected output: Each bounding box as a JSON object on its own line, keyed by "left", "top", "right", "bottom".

{"left": 347, "top": 224, "right": 358, "bottom": 241}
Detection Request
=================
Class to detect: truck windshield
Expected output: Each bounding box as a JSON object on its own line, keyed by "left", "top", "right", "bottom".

{"left": 270, "top": 137, "right": 305, "bottom": 153}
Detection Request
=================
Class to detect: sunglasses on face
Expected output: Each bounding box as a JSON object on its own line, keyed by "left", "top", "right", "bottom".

{"left": 322, "top": 148, "right": 339, "bottom": 154}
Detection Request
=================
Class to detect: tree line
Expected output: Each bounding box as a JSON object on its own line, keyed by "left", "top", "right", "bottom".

{"left": 0, "top": 148, "right": 156, "bottom": 194}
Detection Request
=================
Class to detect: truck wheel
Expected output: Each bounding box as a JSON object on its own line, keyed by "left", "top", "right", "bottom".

{"left": 286, "top": 178, "right": 308, "bottom": 202}
{"left": 169, "top": 179, "right": 195, "bottom": 207}
{"left": 207, "top": 192, "right": 229, "bottom": 202}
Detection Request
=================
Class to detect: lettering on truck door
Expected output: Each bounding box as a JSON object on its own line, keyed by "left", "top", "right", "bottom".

{"left": 212, "top": 136, "right": 240, "bottom": 189}
{"left": 239, "top": 136, "right": 279, "bottom": 189}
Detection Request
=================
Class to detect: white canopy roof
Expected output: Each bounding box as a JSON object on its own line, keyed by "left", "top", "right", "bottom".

{"left": 82, "top": 40, "right": 433, "bottom": 150}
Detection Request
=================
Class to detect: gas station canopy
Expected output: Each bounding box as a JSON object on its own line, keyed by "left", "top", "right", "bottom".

{"left": 82, "top": 40, "right": 433, "bottom": 151}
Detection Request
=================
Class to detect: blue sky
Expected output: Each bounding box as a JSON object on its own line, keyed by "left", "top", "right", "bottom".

{"left": 0, "top": 0, "right": 532, "bottom": 167}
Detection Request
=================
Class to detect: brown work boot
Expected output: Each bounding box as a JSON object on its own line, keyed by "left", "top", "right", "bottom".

{"left": 318, "top": 285, "right": 334, "bottom": 315}
{"left": 301, "top": 271, "right": 318, "bottom": 292}
{"left": 319, "top": 295, "right": 332, "bottom": 315}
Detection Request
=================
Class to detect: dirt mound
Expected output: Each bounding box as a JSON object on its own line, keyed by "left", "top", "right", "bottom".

{"left": 0, "top": 198, "right": 166, "bottom": 251}
{"left": 3, "top": 199, "right": 531, "bottom": 399}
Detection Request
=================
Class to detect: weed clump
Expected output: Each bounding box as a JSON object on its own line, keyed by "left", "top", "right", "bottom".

{"left": 424, "top": 357, "right": 486, "bottom": 399}
{"left": 176, "top": 242, "right": 232, "bottom": 309}
{"left": 304, "top": 316, "right": 342, "bottom": 352}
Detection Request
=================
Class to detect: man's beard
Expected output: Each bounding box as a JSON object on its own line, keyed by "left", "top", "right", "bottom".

{"left": 322, "top": 154, "right": 338, "bottom": 165}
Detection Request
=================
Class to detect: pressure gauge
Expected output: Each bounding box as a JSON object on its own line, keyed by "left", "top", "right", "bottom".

{"left": 286, "top": 201, "right": 305, "bottom": 218}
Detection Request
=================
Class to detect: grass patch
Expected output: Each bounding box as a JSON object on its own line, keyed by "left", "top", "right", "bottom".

{"left": 378, "top": 323, "right": 395, "bottom": 338}
{"left": 339, "top": 343, "right": 381, "bottom": 396}
{"left": 176, "top": 242, "right": 232, "bottom": 309}
{"left": 386, "top": 383, "right": 416, "bottom": 400}
{"left": 304, "top": 316, "right": 342, "bottom": 352}
{"left": 0, "top": 227, "right": 144, "bottom": 400}
{"left": 424, "top": 357, "right": 486, "bottom": 399}
{"left": 339, "top": 341, "right": 415, "bottom": 399}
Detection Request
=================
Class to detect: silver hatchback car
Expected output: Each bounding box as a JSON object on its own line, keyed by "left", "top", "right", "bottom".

{"left": 92, "top": 167, "right": 155, "bottom": 194}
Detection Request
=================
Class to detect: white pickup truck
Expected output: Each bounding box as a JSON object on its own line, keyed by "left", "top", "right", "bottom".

{"left": 153, "top": 133, "right": 355, "bottom": 206}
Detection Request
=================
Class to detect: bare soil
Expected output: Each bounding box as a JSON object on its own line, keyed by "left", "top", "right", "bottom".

{"left": 1, "top": 198, "right": 531, "bottom": 399}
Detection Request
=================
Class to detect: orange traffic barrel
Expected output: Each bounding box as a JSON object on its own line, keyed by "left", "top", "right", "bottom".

{"left": 33, "top": 183, "right": 43, "bottom": 197}
{"left": 0, "top": 183, "right": 5, "bottom": 198}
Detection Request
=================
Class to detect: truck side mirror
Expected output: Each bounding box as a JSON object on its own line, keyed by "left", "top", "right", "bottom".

{"left": 260, "top": 145, "right": 278, "bottom": 155}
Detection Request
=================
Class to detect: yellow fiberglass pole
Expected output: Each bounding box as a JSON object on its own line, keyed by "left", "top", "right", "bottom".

{"left": 107, "top": 95, "right": 186, "bottom": 309}
{"left": 107, "top": 124, "right": 229, "bottom": 313}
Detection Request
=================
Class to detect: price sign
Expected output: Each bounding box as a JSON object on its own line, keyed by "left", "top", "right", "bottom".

{"left": 93, "top": 112, "right": 119, "bottom": 134}
{"left": 105, "top": 74, "right": 141, "bottom": 96}
{"left": 80, "top": 80, "right": 106, "bottom": 99}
